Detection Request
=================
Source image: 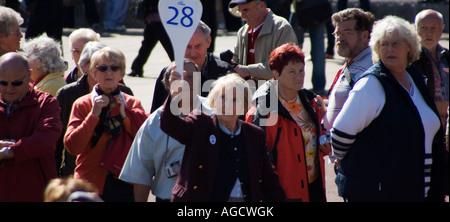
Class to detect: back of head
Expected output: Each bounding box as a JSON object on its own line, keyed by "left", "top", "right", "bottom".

{"left": 44, "top": 177, "right": 99, "bottom": 202}
{"left": 22, "top": 35, "right": 66, "bottom": 74}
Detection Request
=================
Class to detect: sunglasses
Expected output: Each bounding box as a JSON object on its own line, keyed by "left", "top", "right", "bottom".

{"left": 0, "top": 75, "right": 27, "bottom": 87}
{"left": 96, "top": 65, "right": 121, "bottom": 72}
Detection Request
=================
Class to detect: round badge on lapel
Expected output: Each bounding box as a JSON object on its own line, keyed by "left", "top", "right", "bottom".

{"left": 209, "top": 134, "right": 216, "bottom": 145}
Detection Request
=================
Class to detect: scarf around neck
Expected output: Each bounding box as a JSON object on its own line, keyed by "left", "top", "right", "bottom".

{"left": 90, "top": 84, "right": 126, "bottom": 147}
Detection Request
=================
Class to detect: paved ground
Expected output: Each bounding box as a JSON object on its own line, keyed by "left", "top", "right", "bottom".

{"left": 53, "top": 27, "right": 448, "bottom": 202}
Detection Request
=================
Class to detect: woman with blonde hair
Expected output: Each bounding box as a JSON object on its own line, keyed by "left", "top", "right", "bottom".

{"left": 331, "top": 16, "right": 445, "bottom": 201}
{"left": 64, "top": 47, "right": 147, "bottom": 202}
{"left": 160, "top": 73, "right": 286, "bottom": 202}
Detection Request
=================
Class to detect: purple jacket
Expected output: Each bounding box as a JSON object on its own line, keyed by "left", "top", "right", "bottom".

{"left": 160, "top": 96, "right": 286, "bottom": 202}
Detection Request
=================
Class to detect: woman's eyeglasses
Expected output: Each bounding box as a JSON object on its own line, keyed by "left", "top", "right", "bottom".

{"left": 96, "top": 65, "right": 121, "bottom": 72}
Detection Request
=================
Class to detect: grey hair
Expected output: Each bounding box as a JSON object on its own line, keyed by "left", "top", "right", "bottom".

{"left": 196, "top": 20, "right": 211, "bottom": 39}
{"left": 0, "top": 6, "right": 24, "bottom": 36}
{"left": 162, "top": 58, "right": 199, "bottom": 91}
{"left": 369, "top": 15, "right": 421, "bottom": 66}
{"left": 68, "top": 28, "right": 101, "bottom": 43}
{"left": 22, "top": 35, "right": 66, "bottom": 74}
{"left": 78, "top": 41, "right": 107, "bottom": 75}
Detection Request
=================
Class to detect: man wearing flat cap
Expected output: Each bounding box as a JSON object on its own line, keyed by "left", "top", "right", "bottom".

{"left": 229, "top": 0, "right": 297, "bottom": 80}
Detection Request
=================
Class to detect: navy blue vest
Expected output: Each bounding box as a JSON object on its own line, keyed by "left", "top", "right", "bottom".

{"left": 336, "top": 61, "right": 445, "bottom": 201}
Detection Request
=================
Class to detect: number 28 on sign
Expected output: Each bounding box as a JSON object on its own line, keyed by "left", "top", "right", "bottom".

{"left": 159, "top": 0, "right": 203, "bottom": 79}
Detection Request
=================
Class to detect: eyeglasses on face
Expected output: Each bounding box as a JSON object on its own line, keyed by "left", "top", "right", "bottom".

{"left": 0, "top": 74, "right": 27, "bottom": 87}
{"left": 96, "top": 65, "right": 121, "bottom": 72}
{"left": 0, "top": 80, "right": 24, "bottom": 87}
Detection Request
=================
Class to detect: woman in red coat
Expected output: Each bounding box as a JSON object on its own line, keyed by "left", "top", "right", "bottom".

{"left": 246, "top": 43, "right": 330, "bottom": 202}
{"left": 160, "top": 73, "right": 286, "bottom": 202}
{"left": 64, "top": 47, "right": 147, "bottom": 202}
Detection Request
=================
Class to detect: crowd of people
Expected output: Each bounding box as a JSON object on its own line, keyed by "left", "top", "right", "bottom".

{"left": 0, "top": 0, "right": 448, "bottom": 203}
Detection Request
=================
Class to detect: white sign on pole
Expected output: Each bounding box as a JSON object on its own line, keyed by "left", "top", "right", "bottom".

{"left": 159, "top": 0, "right": 203, "bottom": 80}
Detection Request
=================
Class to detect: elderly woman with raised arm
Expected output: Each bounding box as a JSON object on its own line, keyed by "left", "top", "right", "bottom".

{"left": 160, "top": 73, "right": 286, "bottom": 202}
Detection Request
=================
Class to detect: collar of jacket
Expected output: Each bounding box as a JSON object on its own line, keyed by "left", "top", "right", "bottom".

{"left": 239, "top": 9, "right": 274, "bottom": 40}
{"left": 253, "top": 80, "right": 318, "bottom": 124}
{"left": 1, "top": 87, "right": 36, "bottom": 110}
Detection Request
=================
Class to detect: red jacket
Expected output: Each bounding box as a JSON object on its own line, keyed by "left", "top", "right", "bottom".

{"left": 246, "top": 82, "right": 329, "bottom": 201}
{"left": 64, "top": 92, "right": 147, "bottom": 194}
{"left": 0, "top": 89, "right": 62, "bottom": 202}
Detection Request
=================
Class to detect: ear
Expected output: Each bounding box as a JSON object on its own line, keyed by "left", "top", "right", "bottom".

{"left": 81, "top": 63, "right": 90, "bottom": 75}
{"left": 206, "top": 36, "right": 211, "bottom": 48}
{"left": 361, "top": 30, "right": 370, "bottom": 40}
{"left": 272, "top": 70, "right": 280, "bottom": 79}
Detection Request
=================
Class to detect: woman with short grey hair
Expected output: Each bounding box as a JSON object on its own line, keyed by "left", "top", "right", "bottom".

{"left": 0, "top": 6, "right": 24, "bottom": 56}
{"left": 23, "top": 35, "right": 66, "bottom": 96}
{"left": 331, "top": 15, "right": 445, "bottom": 201}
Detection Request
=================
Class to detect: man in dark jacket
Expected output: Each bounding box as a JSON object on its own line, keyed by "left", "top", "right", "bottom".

{"left": 412, "top": 9, "right": 448, "bottom": 126}
{"left": 412, "top": 9, "right": 449, "bottom": 197}
{"left": 150, "top": 21, "right": 234, "bottom": 113}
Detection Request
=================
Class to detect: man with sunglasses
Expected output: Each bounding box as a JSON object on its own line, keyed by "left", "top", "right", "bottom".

{"left": 228, "top": 0, "right": 297, "bottom": 80}
{"left": 0, "top": 52, "right": 62, "bottom": 201}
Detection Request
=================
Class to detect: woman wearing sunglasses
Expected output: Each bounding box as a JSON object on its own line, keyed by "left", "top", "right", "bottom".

{"left": 64, "top": 47, "right": 148, "bottom": 202}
